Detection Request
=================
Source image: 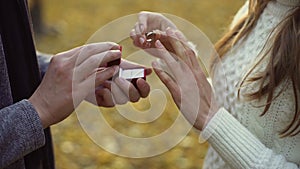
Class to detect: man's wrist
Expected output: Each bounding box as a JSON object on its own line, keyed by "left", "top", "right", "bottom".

{"left": 28, "top": 93, "right": 51, "bottom": 129}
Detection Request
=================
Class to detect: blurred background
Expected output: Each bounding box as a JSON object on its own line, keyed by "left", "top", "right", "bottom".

{"left": 29, "top": 0, "right": 244, "bottom": 169}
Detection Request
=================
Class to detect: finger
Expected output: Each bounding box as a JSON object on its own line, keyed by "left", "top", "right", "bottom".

{"left": 133, "top": 11, "right": 151, "bottom": 47}
{"left": 166, "top": 28, "right": 186, "bottom": 57}
{"left": 134, "top": 22, "right": 140, "bottom": 36}
{"left": 115, "top": 77, "right": 140, "bottom": 102}
{"left": 131, "top": 27, "right": 149, "bottom": 48}
{"left": 134, "top": 25, "right": 149, "bottom": 48}
{"left": 79, "top": 66, "right": 118, "bottom": 101}
{"left": 136, "top": 78, "right": 150, "bottom": 98}
{"left": 111, "top": 81, "right": 130, "bottom": 105}
{"left": 154, "top": 40, "right": 176, "bottom": 62}
{"left": 80, "top": 49, "right": 121, "bottom": 68}
{"left": 94, "top": 66, "right": 119, "bottom": 87}
{"left": 134, "top": 22, "right": 146, "bottom": 43}
{"left": 95, "top": 88, "right": 115, "bottom": 107}
{"left": 76, "top": 50, "right": 121, "bottom": 81}
{"left": 145, "top": 68, "right": 152, "bottom": 76}
{"left": 102, "top": 81, "right": 112, "bottom": 90}
{"left": 120, "top": 59, "right": 146, "bottom": 69}
{"left": 130, "top": 28, "right": 140, "bottom": 46}
{"left": 130, "top": 28, "right": 136, "bottom": 39}
{"left": 177, "top": 41, "right": 206, "bottom": 79}
{"left": 75, "top": 42, "right": 120, "bottom": 65}
{"left": 174, "top": 30, "right": 200, "bottom": 70}
{"left": 166, "top": 29, "right": 193, "bottom": 67}
{"left": 184, "top": 44, "right": 202, "bottom": 72}
{"left": 82, "top": 66, "right": 119, "bottom": 90}
{"left": 166, "top": 29, "right": 184, "bottom": 60}
{"left": 174, "top": 30, "right": 189, "bottom": 43}
{"left": 137, "top": 12, "right": 148, "bottom": 34}
{"left": 154, "top": 40, "right": 181, "bottom": 76}
{"left": 152, "top": 61, "right": 181, "bottom": 103}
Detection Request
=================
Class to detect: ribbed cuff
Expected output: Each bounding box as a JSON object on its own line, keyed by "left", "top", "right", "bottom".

{"left": 20, "top": 100, "right": 45, "bottom": 150}
{"left": 0, "top": 100, "right": 45, "bottom": 167}
{"left": 201, "top": 108, "right": 267, "bottom": 168}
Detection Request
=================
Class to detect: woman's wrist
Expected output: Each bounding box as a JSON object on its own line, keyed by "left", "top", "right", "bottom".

{"left": 202, "top": 104, "right": 220, "bottom": 130}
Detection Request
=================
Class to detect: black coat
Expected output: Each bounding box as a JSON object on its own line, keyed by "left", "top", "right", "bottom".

{"left": 0, "top": 0, "right": 54, "bottom": 168}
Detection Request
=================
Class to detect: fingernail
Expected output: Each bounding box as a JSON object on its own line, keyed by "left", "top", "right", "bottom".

{"left": 139, "top": 37, "right": 145, "bottom": 44}
{"left": 119, "top": 45, "right": 123, "bottom": 52}
{"left": 152, "top": 61, "right": 160, "bottom": 69}
{"left": 139, "top": 24, "right": 144, "bottom": 33}
{"left": 155, "top": 40, "right": 164, "bottom": 49}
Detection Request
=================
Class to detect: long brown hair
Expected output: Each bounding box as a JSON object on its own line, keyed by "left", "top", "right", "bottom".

{"left": 214, "top": 0, "right": 300, "bottom": 137}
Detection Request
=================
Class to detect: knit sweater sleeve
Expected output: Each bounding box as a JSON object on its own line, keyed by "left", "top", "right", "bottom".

{"left": 201, "top": 108, "right": 299, "bottom": 169}
{"left": 0, "top": 100, "right": 45, "bottom": 168}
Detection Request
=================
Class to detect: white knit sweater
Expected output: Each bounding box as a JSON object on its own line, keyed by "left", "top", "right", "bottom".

{"left": 202, "top": 0, "right": 300, "bottom": 169}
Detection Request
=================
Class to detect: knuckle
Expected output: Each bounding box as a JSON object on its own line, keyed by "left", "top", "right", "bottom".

{"left": 50, "top": 55, "right": 60, "bottom": 65}
{"left": 51, "top": 57, "right": 65, "bottom": 73}
{"left": 56, "top": 65, "right": 68, "bottom": 78}
{"left": 50, "top": 57, "right": 73, "bottom": 81}
{"left": 185, "top": 48, "right": 195, "bottom": 57}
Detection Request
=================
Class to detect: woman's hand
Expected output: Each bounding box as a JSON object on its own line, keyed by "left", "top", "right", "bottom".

{"left": 130, "top": 11, "right": 177, "bottom": 49}
{"left": 86, "top": 59, "right": 152, "bottom": 107}
{"left": 29, "top": 42, "right": 121, "bottom": 128}
{"left": 151, "top": 29, "right": 219, "bottom": 130}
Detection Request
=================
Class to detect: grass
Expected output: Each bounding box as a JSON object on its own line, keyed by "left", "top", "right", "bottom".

{"left": 33, "top": 0, "right": 244, "bottom": 169}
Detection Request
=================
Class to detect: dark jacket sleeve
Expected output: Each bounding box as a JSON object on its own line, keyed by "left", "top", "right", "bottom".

{"left": 36, "top": 51, "right": 52, "bottom": 78}
{"left": 0, "top": 99, "right": 45, "bottom": 168}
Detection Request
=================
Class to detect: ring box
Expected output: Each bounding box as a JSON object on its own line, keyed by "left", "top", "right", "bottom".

{"left": 117, "top": 68, "right": 146, "bottom": 88}
{"left": 107, "top": 58, "right": 121, "bottom": 67}
{"left": 107, "top": 46, "right": 146, "bottom": 87}
{"left": 107, "top": 46, "right": 122, "bottom": 67}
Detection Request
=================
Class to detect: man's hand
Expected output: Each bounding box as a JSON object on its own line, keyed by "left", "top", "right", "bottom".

{"left": 85, "top": 59, "right": 152, "bottom": 107}
{"left": 29, "top": 42, "right": 121, "bottom": 128}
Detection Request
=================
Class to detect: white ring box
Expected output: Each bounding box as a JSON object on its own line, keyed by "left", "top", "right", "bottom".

{"left": 107, "top": 47, "right": 146, "bottom": 87}
{"left": 116, "top": 68, "right": 146, "bottom": 87}
{"left": 118, "top": 68, "right": 145, "bottom": 79}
